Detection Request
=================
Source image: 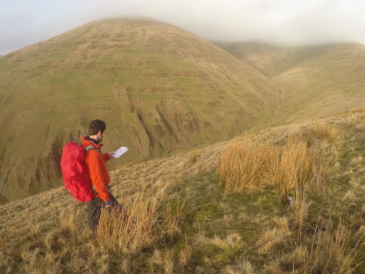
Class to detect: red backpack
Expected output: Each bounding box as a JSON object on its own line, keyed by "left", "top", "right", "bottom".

{"left": 60, "top": 142, "right": 96, "bottom": 202}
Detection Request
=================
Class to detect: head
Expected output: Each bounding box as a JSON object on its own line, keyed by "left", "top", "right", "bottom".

{"left": 88, "top": 119, "right": 106, "bottom": 142}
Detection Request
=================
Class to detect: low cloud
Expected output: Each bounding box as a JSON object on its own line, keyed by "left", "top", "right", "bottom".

{"left": 1, "top": 0, "right": 365, "bottom": 54}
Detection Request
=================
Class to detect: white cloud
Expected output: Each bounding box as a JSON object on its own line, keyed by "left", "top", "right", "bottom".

{"left": 1, "top": 0, "right": 365, "bottom": 54}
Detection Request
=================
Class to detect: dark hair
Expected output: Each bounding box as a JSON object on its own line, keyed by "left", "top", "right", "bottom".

{"left": 88, "top": 119, "right": 106, "bottom": 135}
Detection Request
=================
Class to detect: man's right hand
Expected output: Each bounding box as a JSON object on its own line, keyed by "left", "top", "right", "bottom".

{"left": 105, "top": 199, "right": 113, "bottom": 207}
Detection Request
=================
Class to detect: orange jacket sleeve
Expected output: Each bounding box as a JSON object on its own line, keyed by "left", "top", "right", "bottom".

{"left": 103, "top": 153, "right": 112, "bottom": 162}
{"left": 85, "top": 149, "right": 111, "bottom": 203}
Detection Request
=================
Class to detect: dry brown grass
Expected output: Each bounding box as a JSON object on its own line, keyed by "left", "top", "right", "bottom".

{"left": 298, "top": 221, "right": 363, "bottom": 273}
{"left": 221, "top": 258, "right": 256, "bottom": 274}
{"left": 217, "top": 120, "right": 365, "bottom": 273}
{"left": 148, "top": 249, "right": 175, "bottom": 274}
{"left": 256, "top": 227, "right": 292, "bottom": 254}
{"left": 0, "top": 134, "right": 226, "bottom": 273}
{"left": 96, "top": 190, "right": 182, "bottom": 255}
{"left": 218, "top": 122, "right": 339, "bottom": 204}
{"left": 2, "top": 109, "right": 365, "bottom": 273}
{"left": 218, "top": 142, "right": 279, "bottom": 192}
{"left": 306, "top": 122, "right": 339, "bottom": 146}
{"left": 218, "top": 137, "right": 315, "bottom": 206}
{"left": 259, "top": 214, "right": 365, "bottom": 274}
{"left": 277, "top": 138, "right": 313, "bottom": 203}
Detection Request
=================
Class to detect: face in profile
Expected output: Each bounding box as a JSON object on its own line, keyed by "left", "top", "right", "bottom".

{"left": 96, "top": 130, "right": 104, "bottom": 142}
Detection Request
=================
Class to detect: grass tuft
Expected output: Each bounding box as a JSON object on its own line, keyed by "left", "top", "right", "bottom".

{"left": 96, "top": 190, "right": 182, "bottom": 255}
{"left": 218, "top": 141, "right": 279, "bottom": 192}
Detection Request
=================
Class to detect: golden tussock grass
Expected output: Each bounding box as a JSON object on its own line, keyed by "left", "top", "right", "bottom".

{"left": 96, "top": 189, "right": 183, "bottom": 255}
{"left": 306, "top": 122, "right": 339, "bottom": 146}
{"left": 218, "top": 141, "right": 279, "bottom": 192}
{"left": 218, "top": 137, "right": 315, "bottom": 206}
{"left": 277, "top": 138, "right": 313, "bottom": 203}
{"left": 218, "top": 122, "right": 339, "bottom": 204}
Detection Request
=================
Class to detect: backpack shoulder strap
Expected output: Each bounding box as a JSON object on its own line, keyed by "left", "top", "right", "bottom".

{"left": 84, "top": 145, "right": 98, "bottom": 152}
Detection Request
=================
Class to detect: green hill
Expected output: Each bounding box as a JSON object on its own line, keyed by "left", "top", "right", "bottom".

{"left": 274, "top": 43, "right": 365, "bottom": 123}
{"left": 214, "top": 42, "right": 291, "bottom": 78}
{"left": 0, "top": 18, "right": 280, "bottom": 202}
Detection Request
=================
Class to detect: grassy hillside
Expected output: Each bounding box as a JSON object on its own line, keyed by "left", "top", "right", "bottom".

{"left": 2, "top": 108, "right": 365, "bottom": 273}
{"left": 0, "top": 18, "right": 280, "bottom": 202}
{"left": 216, "top": 42, "right": 365, "bottom": 125}
{"left": 214, "top": 42, "right": 291, "bottom": 78}
{"left": 274, "top": 43, "right": 365, "bottom": 123}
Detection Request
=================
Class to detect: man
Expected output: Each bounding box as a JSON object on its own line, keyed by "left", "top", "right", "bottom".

{"left": 81, "top": 119, "right": 119, "bottom": 234}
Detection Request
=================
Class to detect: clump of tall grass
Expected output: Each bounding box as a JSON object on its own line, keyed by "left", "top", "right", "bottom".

{"left": 217, "top": 125, "right": 342, "bottom": 251}
{"left": 218, "top": 142, "right": 279, "bottom": 192}
{"left": 218, "top": 124, "right": 338, "bottom": 203}
{"left": 306, "top": 122, "right": 339, "bottom": 146}
{"left": 218, "top": 138, "right": 314, "bottom": 203}
{"left": 276, "top": 137, "right": 313, "bottom": 203}
{"left": 96, "top": 189, "right": 183, "bottom": 256}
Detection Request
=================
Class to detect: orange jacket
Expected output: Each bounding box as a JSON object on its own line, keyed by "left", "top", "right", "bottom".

{"left": 81, "top": 136, "right": 112, "bottom": 203}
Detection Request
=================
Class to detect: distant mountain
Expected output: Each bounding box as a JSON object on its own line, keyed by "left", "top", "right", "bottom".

{"left": 214, "top": 42, "right": 291, "bottom": 78}
{"left": 216, "top": 42, "right": 365, "bottom": 124}
{"left": 0, "top": 18, "right": 280, "bottom": 202}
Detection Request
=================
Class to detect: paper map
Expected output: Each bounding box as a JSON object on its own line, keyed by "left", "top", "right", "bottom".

{"left": 112, "top": 146, "right": 129, "bottom": 158}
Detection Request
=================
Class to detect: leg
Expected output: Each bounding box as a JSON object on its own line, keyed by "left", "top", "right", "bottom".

{"left": 87, "top": 197, "right": 103, "bottom": 234}
{"left": 86, "top": 193, "right": 118, "bottom": 234}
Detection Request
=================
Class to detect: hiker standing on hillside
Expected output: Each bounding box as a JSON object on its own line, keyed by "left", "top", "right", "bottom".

{"left": 82, "top": 119, "right": 122, "bottom": 234}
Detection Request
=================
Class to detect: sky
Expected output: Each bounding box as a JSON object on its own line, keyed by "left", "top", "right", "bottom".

{"left": 1, "top": 0, "right": 365, "bottom": 55}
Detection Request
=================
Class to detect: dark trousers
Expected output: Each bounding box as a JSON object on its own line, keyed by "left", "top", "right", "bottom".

{"left": 86, "top": 192, "right": 118, "bottom": 234}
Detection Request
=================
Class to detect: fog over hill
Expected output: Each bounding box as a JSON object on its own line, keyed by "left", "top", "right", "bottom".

{"left": 0, "top": 18, "right": 280, "bottom": 202}
{"left": 2, "top": 0, "right": 365, "bottom": 55}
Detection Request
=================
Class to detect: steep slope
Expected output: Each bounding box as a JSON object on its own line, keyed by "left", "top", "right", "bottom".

{"left": 2, "top": 108, "right": 365, "bottom": 273}
{"left": 0, "top": 18, "right": 280, "bottom": 202}
{"left": 216, "top": 42, "right": 365, "bottom": 124}
{"left": 274, "top": 43, "right": 365, "bottom": 123}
